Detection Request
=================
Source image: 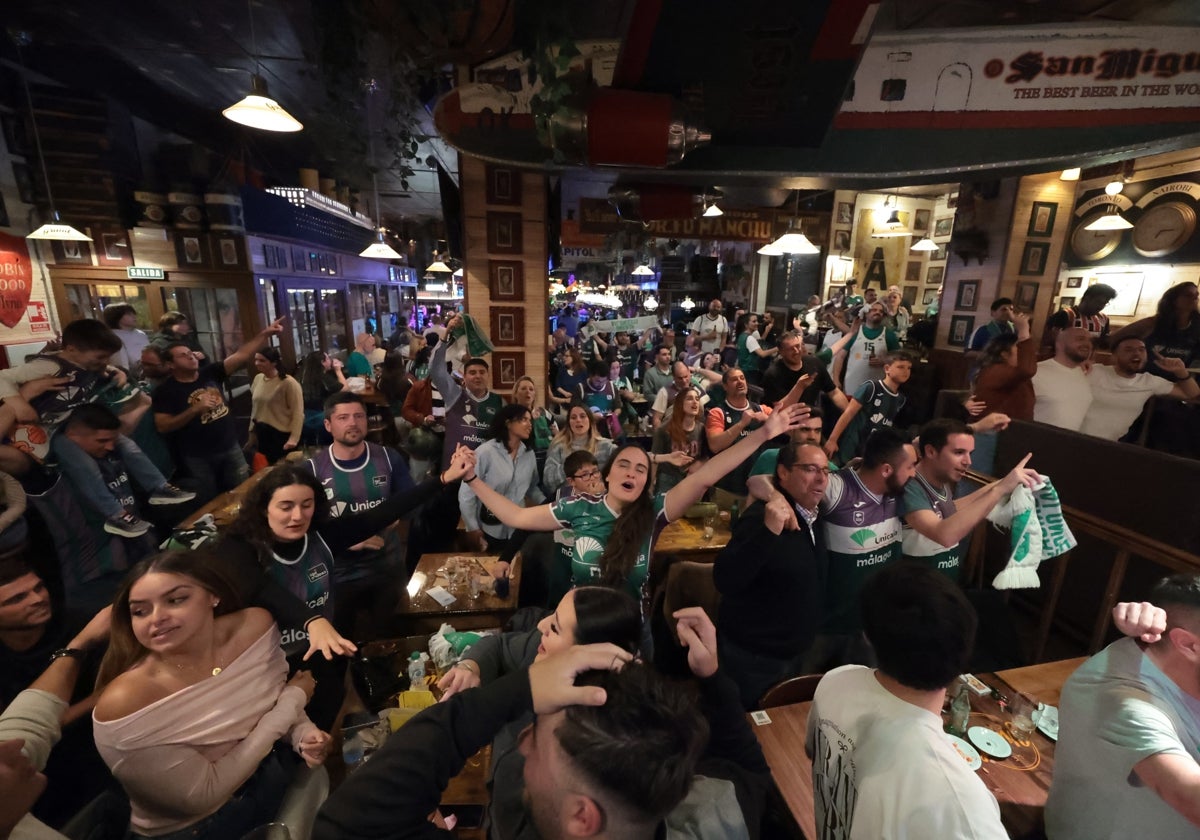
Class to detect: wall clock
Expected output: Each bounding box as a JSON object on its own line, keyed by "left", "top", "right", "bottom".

{"left": 1132, "top": 200, "right": 1196, "bottom": 258}
{"left": 1070, "top": 215, "right": 1123, "bottom": 261}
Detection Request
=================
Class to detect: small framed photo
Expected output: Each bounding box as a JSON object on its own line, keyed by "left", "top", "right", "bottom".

{"left": 175, "top": 233, "right": 209, "bottom": 268}
{"left": 834, "top": 229, "right": 851, "bottom": 251}
{"left": 489, "top": 260, "right": 524, "bottom": 299}
{"left": 492, "top": 351, "right": 525, "bottom": 390}
{"left": 485, "top": 164, "right": 522, "bottom": 206}
{"left": 1020, "top": 241, "right": 1049, "bottom": 276}
{"left": 905, "top": 261, "right": 921, "bottom": 283}
{"left": 947, "top": 193, "right": 959, "bottom": 209}
{"left": 1066, "top": 275, "right": 1083, "bottom": 289}
{"left": 51, "top": 238, "right": 93, "bottom": 264}
{"left": 927, "top": 265, "right": 944, "bottom": 285}
{"left": 1027, "top": 201, "right": 1058, "bottom": 238}
{"left": 950, "top": 315, "right": 975, "bottom": 347}
{"left": 930, "top": 245, "right": 948, "bottom": 262}
{"left": 486, "top": 212, "right": 523, "bottom": 254}
{"left": 96, "top": 231, "right": 133, "bottom": 267}
{"left": 182, "top": 236, "right": 203, "bottom": 264}
{"left": 902, "top": 284, "right": 918, "bottom": 304}
{"left": 836, "top": 202, "right": 853, "bottom": 225}
{"left": 913, "top": 208, "right": 930, "bottom": 232}
{"left": 1017, "top": 281, "right": 1039, "bottom": 310}
{"left": 956, "top": 279, "right": 979, "bottom": 310}
{"left": 933, "top": 217, "right": 954, "bottom": 237}
{"left": 922, "top": 287, "right": 939, "bottom": 305}
{"left": 218, "top": 237, "right": 240, "bottom": 266}
{"left": 490, "top": 306, "right": 524, "bottom": 347}
{"left": 1060, "top": 296, "right": 1076, "bottom": 307}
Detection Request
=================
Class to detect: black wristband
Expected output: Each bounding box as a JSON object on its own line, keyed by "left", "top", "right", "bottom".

{"left": 49, "top": 648, "right": 85, "bottom": 664}
{"left": 465, "top": 474, "right": 478, "bottom": 483}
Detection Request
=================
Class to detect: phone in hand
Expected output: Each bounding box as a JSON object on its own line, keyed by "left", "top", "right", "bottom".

{"left": 440, "top": 804, "right": 485, "bottom": 829}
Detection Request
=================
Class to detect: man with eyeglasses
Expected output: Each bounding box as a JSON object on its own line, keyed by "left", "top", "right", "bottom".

{"left": 715, "top": 441, "right": 830, "bottom": 709}
{"left": 761, "top": 330, "right": 848, "bottom": 411}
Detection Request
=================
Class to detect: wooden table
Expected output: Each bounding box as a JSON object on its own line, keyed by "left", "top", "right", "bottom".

{"left": 180, "top": 464, "right": 275, "bottom": 528}
{"left": 750, "top": 657, "right": 1086, "bottom": 840}
{"left": 654, "top": 515, "right": 732, "bottom": 558}
{"left": 395, "top": 553, "right": 521, "bottom": 633}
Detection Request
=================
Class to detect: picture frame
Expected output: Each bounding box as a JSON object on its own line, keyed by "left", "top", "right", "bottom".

{"left": 492, "top": 351, "right": 525, "bottom": 390}
{"left": 930, "top": 245, "right": 947, "bottom": 262}
{"left": 836, "top": 202, "right": 853, "bottom": 225}
{"left": 96, "top": 231, "right": 133, "bottom": 267}
{"left": 833, "top": 229, "right": 851, "bottom": 251}
{"left": 486, "top": 211, "right": 523, "bottom": 254}
{"left": 902, "top": 284, "right": 918, "bottom": 304}
{"left": 1093, "top": 271, "right": 1144, "bottom": 317}
{"left": 489, "top": 260, "right": 524, "bottom": 299}
{"left": 218, "top": 237, "right": 242, "bottom": 267}
{"left": 1027, "top": 201, "right": 1058, "bottom": 238}
{"left": 485, "top": 164, "right": 522, "bottom": 206}
{"left": 913, "top": 209, "right": 930, "bottom": 233}
{"left": 1066, "top": 276, "right": 1083, "bottom": 288}
{"left": 955, "top": 279, "right": 979, "bottom": 311}
{"left": 905, "top": 261, "right": 921, "bottom": 283}
{"left": 926, "top": 265, "right": 944, "bottom": 285}
{"left": 51, "top": 237, "right": 93, "bottom": 265}
{"left": 933, "top": 217, "right": 954, "bottom": 237}
{"left": 490, "top": 306, "right": 524, "bottom": 347}
{"left": 1017, "top": 281, "right": 1039, "bottom": 310}
{"left": 922, "top": 287, "right": 939, "bottom": 305}
{"left": 1019, "top": 241, "right": 1049, "bottom": 276}
{"left": 1060, "top": 296, "right": 1076, "bottom": 307}
{"left": 950, "top": 315, "right": 975, "bottom": 346}
{"left": 947, "top": 193, "right": 959, "bottom": 209}
{"left": 174, "top": 233, "right": 209, "bottom": 268}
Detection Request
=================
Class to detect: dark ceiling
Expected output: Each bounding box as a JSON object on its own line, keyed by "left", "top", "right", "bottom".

{"left": 4, "top": 0, "right": 1200, "bottom": 224}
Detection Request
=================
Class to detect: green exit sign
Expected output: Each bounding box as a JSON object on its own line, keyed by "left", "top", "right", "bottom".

{"left": 127, "top": 266, "right": 165, "bottom": 280}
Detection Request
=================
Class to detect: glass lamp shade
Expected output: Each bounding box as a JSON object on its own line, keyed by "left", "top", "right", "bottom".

{"left": 757, "top": 241, "right": 784, "bottom": 256}
{"left": 702, "top": 203, "right": 723, "bottom": 217}
{"left": 632, "top": 264, "right": 656, "bottom": 276}
{"left": 222, "top": 75, "right": 303, "bottom": 132}
{"left": 769, "top": 232, "right": 820, "bottom": 254}
{"left": 425, "top": 258, "right": 453, "bottom": 273}
{"left": 27, "top": 221, "right": 92, "bottom": 241}
{"left": 1084, "top": 211, "right": 1133, "bottom": 231}
{"left": 910, "top": 237, "right": 938, "bottom": 251}
{"left": 360, "top": 230, "right": 401, "bottom": 259}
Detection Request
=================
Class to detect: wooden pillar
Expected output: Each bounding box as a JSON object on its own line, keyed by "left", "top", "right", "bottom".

{"left": 460, "top": 156, "right": 548, "bottom": 403}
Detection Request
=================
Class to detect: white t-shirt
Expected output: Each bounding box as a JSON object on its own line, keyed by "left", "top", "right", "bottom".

{"left": 1080, "top": 365, "right": 1176, "bottom": 441}
{"left": 807, "top": 666, "right": 1007, "bottom": 840}
{"left": 690, "top": 313, "right": 729, "bottom": 352}
{"left": 1033, "top": 359, "right": 1093, "bottom": 431}
{"left": 1045, "top": 639, "right": 1200, "bottom": 840}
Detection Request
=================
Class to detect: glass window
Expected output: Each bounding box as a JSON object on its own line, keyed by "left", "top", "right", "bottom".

{"left": 348, "top": 284, "right": 379, "bottom": 341}
{"left": 320, "top": 288, "right": 348, "bottom": 352}
{"left": 289, "top": 288, "right": 319, "bottom": 356}
{"left": 160, "top": 286, "right": 242, "bottom": 360}
{"left": 65, "top": 283, "right": 151, "bottom": 327}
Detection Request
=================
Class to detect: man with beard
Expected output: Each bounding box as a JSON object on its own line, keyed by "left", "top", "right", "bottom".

{"left": 705, "top": 367, "right": 772, "bottom": 500}
{"left": 840, "top": 302, "right": 900, "bottom": 396}
{"left": 1080, "top": 336, "right": 1200, "bottom": 441}
{"left": 806, "top": 428, "right": 916, "bottom": 672}
{"left": 304, "top": 391, "right": 414, "bottom": 636}
{"left": 901, "top": 419, "right": 1040, "bottom": 583}
{"left": 1033, "top": 326, "right": 1095, "bottom": 431}
{"left": 690, "top": 299, "right": 729, "bottom": 354}
{"left": 761, "top": 330, "right": 848, "bottom": 410}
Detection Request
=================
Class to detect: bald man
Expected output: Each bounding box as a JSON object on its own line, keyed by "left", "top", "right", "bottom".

{"left": 1033, "top": 327, "right": 1094, "bottom": 431}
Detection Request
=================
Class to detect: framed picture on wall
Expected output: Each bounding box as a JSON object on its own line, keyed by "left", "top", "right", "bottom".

{"left": 836, "top": 202, "right": 853, "bottom": 224}
{"left": 490, "top": 306, "right": 524, "bottom": 347}
{"left": 1027, "top": 201, "right": 1058, "bottom": 237}
{"left": 950, "top": 315, "right": 975, "bottom": 346}
{"left": 1017, "top": 281, "right": 1039, "bottom": 310}
{"left": 955, "top": 280, "right": 979, "bottom": 310}
{"left": 1066, "top": 275, "right": 1083, "bottom": 288}
{"left": 218, "top": 237, "right": 242, "bottom": 267}
{"left": 1060, "top": 296, "right": 1076, "bottom": 307}
{"left": 485, "top": 164, "right": 522, "bottom": 206}
{"left": 489, "top": 260, "right": 524, "bottom": 299}
{"left": 96, "top": 231, "right": 133, "bottom": 267}
{"left": 922, "top": 288, "right": 939, "bottom": 305}
{"left": 927, "top": 265, "right": 944, "bottom": 285}
{"left": 913, "top": 209, "right": 931, "bottom": 232}
{"left": 930, "top": 245, "right": 948, "bottom": 262}
{"left": 905, "top": 261, "right": 921, "bottom": 283}
{"left": 834, "top": 229, "right": 851, "bottom": 250}
{"left": 486, "top": 212, "right": 523, "bottom": 254}
{"left": 51, "top": 237, "right": 93, "bottom": 265}
{"left": 934, "top": 217, "right": 954, "bottom": 237}
{"left": 1020, "top": 241, "right": 1049, "bottom": 275}
{"left": 492, "top": 351, "right": 525, "bottom": 389}
{"left": 902, "top": 284, "right": 918, "bottom": 304}
{"left": 175, "top": 234, "right": 207, "bottom": 267}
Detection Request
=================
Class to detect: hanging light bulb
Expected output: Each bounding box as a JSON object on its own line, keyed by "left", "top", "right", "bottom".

{"left": 359, "top": 229, "right": 401, "bottom": 259}
{"left": 425, "top": 254, "right": 453, "bottom": 273}
{"left": 223, "top": 74, "right": 303, "bottom": 132}
{"left": 680, "top": 295, "right": 696, "bottom": 311}
{"left": 1060, "top": 168, "right": 1081, "bottom": 181}
{"left": 643, "top": 294, "right": 659, "bottom": 312}
{"left": 703, "top": 201, "right": 723, "bottom": 217}
{"left": 632, "top": 264, "right": 655, "bottom": 276}
{"left": 910, "top": 237, "right": 938, "bottom": 252}
{"left": 757, "top": 241, "right": 783, "bottom": 256}
{"left": 1104, "top": 180, "right": 1124, "bottom": 196}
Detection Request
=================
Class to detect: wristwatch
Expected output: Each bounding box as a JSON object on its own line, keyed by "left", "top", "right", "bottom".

{"left": 49, "top": 647, "right": 85, "bottom": 664}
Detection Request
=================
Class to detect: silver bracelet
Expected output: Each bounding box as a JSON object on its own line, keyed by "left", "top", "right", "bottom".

{"left": 456, "top": 659, "right": 478, "bottom": 674}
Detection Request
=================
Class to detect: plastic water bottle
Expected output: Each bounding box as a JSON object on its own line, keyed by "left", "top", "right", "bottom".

{"left": 407, "top": 651, "right": 426, "bottom": 688}
{"left": 341, "top": 733, "right": 365, "bottom": 769}
{"left": 948, "top": 681, "right": 971, "bottom": 737}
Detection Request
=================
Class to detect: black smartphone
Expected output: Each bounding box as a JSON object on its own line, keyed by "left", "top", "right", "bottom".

{"left": 441, "top": 804, "right": 485, "bottom": 829}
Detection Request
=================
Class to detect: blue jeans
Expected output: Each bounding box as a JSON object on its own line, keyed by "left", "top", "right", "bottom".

{"left": 51, "top": 434, "right": 167, "bottom": 519}
{"left": 181, "top": 443, "right": 249, "bottom": 506}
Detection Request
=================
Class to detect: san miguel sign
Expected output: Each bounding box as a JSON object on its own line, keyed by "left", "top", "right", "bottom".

{"left": 836, "top": 25, "right": 1200, "bottom": 130}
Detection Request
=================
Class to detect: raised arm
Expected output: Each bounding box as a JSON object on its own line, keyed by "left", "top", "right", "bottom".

{"left": 222, "top": 317, "right": 286, "bottom": 376}
{"left": 428, "top": 339, "right": 461, "bottom": 408}
{"left": 665, "top": 404, "right": 807, "bottom": 521}
{"left": 905, "top": 454, "right": 1039, "bottom": 548}
{"left": 462, "top": 467, "right": 561, "bottom": 532}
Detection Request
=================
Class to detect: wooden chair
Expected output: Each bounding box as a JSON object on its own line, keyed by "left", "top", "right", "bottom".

{"left": 759, "top": 673, "right": 825, "bottom": 709}
{"left": 660, "top": 560, "right": 721, "bottom": 625}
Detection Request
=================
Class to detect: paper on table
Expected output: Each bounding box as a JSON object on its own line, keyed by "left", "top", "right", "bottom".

{"left": 426, "top": 586, "right": 456, "bottom": 607}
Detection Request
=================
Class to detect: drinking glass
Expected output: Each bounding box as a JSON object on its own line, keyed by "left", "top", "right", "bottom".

{"left": 1006, "top": 692, "right": 1042, "bottom": 744}
{"left": 703, "top": 514, "right": 716, "bottom": 541}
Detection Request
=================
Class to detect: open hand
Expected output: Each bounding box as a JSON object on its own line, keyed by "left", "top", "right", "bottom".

{"left": 302, "top": 617, "right": 357, "bottom": 661}
{"left": 760, "top": 403, "right": 810, "bottom": 440}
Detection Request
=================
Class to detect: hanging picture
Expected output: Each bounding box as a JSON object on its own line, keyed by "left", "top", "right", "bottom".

{"left": 490, "top": 306, "right": 524, "bottom": 347}
{"left": 1017, "top": 281, "right": 1039, "bottom": 310}
{"left": 1019, "top": 241, "right": 1049, "bottom": 276}
{"left": 934, "top": 217, "right": 954, "bottom": 237}
{"left": 836, "top": 202, "right": 853, "bottom": 225}
{"left": 487, "top": 212, "right": 523, "bottom": 254}
{"left": 902, "top": 284, "right": 918, "bottom": 304}
{"left": 833, "top": 229, "right": 851, "bottom": 251}
{"left": 922, "top": 288, "right": 939, "bottom": 305}
{"left": 955, "top": 280, "right": 979, "bottom": 311}
{"left": 492, "top": 351, "right": 525, "bottom": 389}
{"left": 913, "top": 209, "right": 931, "bottom": 232}
{"left": 485, "top": 164, "right": 522, "bottom": 206}
{"left": 905, "top": 261, "right": 921, "bottom": 283}
{"left": 930, "top": 245, "right": 947, "bottom": 262}
{"left": 950, "top": 315, "right": 975, "bottom": 346}
{"left": 51, "top": 238, "right": 93, "bottom": 265}
{"left": 1066, "top": 276, "right": 1083, "bottom": 288}
{"left": 489, "top": 260, "right": 524, "bottom": 299}
{"left": 927, "top": 265, "right": 944, "bottom": 285}
{"left": 1060, "top": 296, "right": 1076, "bottom": 307}
{"left": 1027, "top": 201, "right": 1058, "bottom": 238}
{"left": 96, "top": 230, "right": 134, "bottom": 267}
{"left": 174, "top": 233, "right": 209, "bottom": 268}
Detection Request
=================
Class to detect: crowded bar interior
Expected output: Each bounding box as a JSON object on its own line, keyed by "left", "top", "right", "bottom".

{"left": 2, "top": 1, "right": 1200, "bottom": 839}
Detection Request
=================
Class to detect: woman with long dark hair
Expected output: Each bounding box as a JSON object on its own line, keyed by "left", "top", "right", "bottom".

{"left": 458, "top": 403, "right": 546, "bottom": 554}
{"left": 971, "top": 311, "right": 1036, "bottom": 422}
{"left": 94, "top": 551, "right": 330, "bottom": 840}
{"left": 249, "top": 347, "right": 304, "bottom": 464}
{"left": 651, "top": 385, "right": 707, "bottom": 495}
{"left": 542, "top": 402, "right": 617, "bottom": 495}
{"left": 376, "top": 349, "right": 412, "bottom": 418}
{"left": 212, "top": 448, "right": 475, "bottom": 726}
{"left": 466, "top": 404, "right": 806, "bottom": 602}
{"left": 298, "top": 351, "right": 345, "bottom": 411}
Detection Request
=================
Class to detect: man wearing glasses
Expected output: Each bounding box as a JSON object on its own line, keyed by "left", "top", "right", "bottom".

{"left": 714, "top": 441, "right": 830, "bottom": 709}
